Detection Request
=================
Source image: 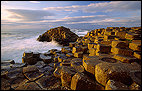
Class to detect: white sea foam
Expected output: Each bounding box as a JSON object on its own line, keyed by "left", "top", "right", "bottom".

{"left": 1, "top": 35, "right": 62, "bottom": 63}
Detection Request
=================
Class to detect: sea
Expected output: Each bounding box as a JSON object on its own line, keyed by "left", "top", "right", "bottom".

{"left": 1, "top": 28, "right": 90, "bottom": 63}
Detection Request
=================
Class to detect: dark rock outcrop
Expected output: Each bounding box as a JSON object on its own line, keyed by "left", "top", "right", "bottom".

{"left": 37, "top": 26, "right": 79, "bottom": 46}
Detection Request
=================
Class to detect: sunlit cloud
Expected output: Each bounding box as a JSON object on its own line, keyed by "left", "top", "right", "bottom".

{"left": 29, "top": 1, "right": 40, "bottom": 3}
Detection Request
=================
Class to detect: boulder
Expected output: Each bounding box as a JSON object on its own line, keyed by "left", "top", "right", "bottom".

{"left": 37, "top": 26, "right": 79, "bottom": 46}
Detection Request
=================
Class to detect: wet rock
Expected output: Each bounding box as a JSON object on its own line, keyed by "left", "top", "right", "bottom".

{"left": 1, "top": 60, "right": 15, "bottom": 64}
{"left": 10, "top": 63, "right": 26, "bottom": 68}
{"left": 50, "top": 49, "right": 58, "bottom": 54}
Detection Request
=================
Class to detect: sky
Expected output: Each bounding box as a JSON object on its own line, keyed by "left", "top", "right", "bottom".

{"left": 1, "top": 1, "right": 141, "bottom": 30}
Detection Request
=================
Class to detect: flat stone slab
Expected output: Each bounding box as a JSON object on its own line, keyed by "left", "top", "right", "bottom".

{"left": 23, "top": 65, "right": 38, "bottom": 74}
{"left": 24, "top": 71, "right": 44, "bottom": 81}
{"left": 36, "top": 75, "right": 61, "bottom": 90}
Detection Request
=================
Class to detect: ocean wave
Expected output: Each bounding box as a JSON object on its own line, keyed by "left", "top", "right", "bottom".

{"left": 1, "top": 36, "right": 62, "bottom": 63}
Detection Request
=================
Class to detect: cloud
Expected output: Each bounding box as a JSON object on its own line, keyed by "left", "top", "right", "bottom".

{"left": 29, "top": 1, "right": 40, "bottom": 3}
{"left": 43, "top": 1, "right": 141, "bottom": 13}
{"left": 5, "top": 9, "right": 55, "bottom": 21}
{"left": 42, "top": 15, "right": 107, "bottom": 23}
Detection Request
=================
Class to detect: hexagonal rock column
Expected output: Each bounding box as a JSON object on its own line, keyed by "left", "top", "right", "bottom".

{"left": 60, "top": 66, "right": 76, "bottom": 88}
{"left": 129, "top": 42, "right": 141, "bottom": 51}
{"left": 71, "top": 72, "right": 104, "bottom": 90}
{"left": 95, "top": 62, "right": 141, "bottom": 86}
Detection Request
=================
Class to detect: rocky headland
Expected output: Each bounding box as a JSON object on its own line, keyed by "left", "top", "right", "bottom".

{"left": 37, "top": 26, "right": 79, "bottom": 46}
{"left": 1, "top": 26, "right": 141, "bottom": 90}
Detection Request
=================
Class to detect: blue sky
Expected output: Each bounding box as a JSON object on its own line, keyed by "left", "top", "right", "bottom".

{"left": 1, "top": 1, "right": 141, "bottom": 30}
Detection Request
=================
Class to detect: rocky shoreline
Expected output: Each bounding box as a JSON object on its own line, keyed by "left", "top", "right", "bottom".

{"left": 1, "top": 26, "right": 141, "bottom": 90}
